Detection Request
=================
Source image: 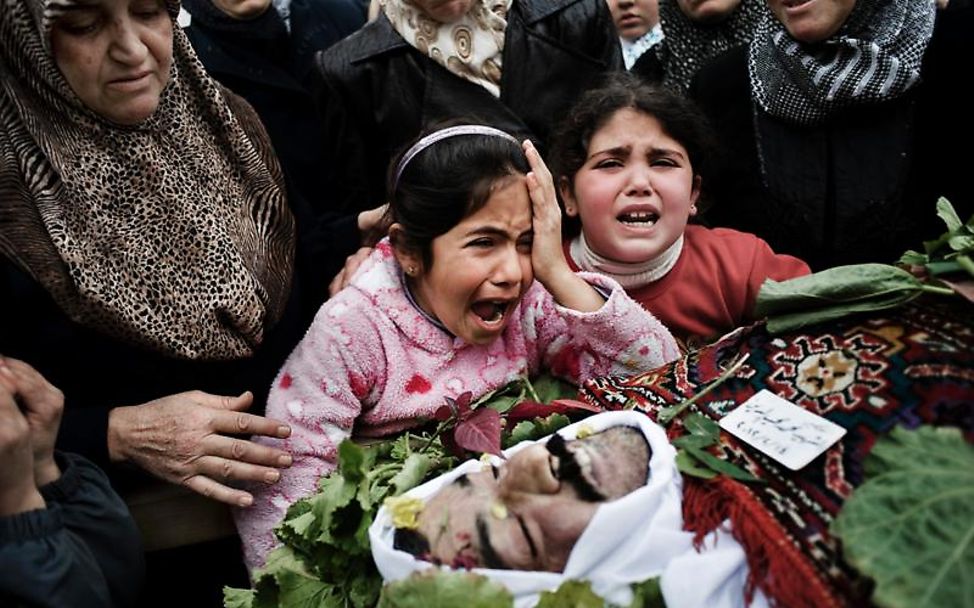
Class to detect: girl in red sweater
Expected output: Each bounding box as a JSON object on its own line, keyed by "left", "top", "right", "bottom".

{"left": 550, "top": 73, "right": 810, "bottom": 349}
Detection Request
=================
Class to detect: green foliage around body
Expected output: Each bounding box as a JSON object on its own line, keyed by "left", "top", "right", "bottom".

{"left": 377, "top": 572, "right": 665, "bottom": 608}
{"left": 223, "top": 375, "right": 585, "bottom": 608}
{"left": 377, "top": 570, "right": 514, "bottom": 608}
{"left": 831, "top": 425, "right": 974, "bottom": 608}
{"left": 756, "top": 198, "right": 971, "bottom": 334}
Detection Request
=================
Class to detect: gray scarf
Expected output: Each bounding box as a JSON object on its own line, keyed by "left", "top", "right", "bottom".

{"left": 748, "top": 0, "right": 935, "bottom": 126}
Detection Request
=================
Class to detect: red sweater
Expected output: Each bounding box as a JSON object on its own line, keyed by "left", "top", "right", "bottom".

{"left": 565, "top": 225, "right": 810, "bottom": 347}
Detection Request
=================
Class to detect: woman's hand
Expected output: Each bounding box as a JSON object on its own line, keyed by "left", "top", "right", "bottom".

{"left": 522, "top": 140, "right": 604, "bottom": 313}
{"left": 329, "top": 246, "right": 373, "bottom": 297}
{"left": 107, "top": 391, "right": 293, "bottom": 507}
{"left": 0, "top": 381, "right": 46, "bottom": 516}
{"left": 0, "top": 357, "right": 63, "bottom": 487}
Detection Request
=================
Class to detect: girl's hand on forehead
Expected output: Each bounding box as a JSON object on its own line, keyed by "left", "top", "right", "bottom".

{"left": 523, "top": 140, "right": 566, "bottom": 282}
{"left": 523, "top": 141, "right": 604, "bottom": 313}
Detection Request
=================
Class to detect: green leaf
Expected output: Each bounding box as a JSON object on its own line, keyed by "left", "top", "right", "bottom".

{"left": 948, "top": 234, "right": 974, "bottom": 252}
{"left": 485, "top": 395, "right": 520, "bottom": 414}
{"left": 763, "top": 288, "right": 920, "bottom": 334}
{"left": 684, "top": 413, "right": 720, "bottom": 442}
{"left": 274, "top": 565, "right": 341, "bottom": 608}
{"left": 755, "top": 264, "right": 926, "bottom": 334}
{"left": 627, "top": 578, "right": 665, "bottom": 608}
{"left": 676, "top": 450, "right": 716, "bottom": 479}
{"left": 536, "top": 580, "right": 604, "bottom": 608}
{"left": 339, "top": 440, "right": 368, "bottom": 482}
{"left": 937, "top": 197, "right": 964, "bottom": 233}
{"left": 925, "top": 260, "right": 965, "bottom": 276}
{"left": 831, "top": 426, "right": 974, "bottom": 608}
{"left": 899, "top": 250, "right": 929, "bottom": 265}
{"left": 671, "top": 434, "right": 714, "bottom": 450}
{"left": 533, "top": 374, "right": 579, "bottom": 404}
{"left": 390, "top": 453, "right": 433, "bottom": 496}
{"left": 684, "top": 446, "right": 760, "bottom": 482}
{"left": 534, "top": 413, "right": 572, "bottom": 436}
{"left": 504, "top": 420, "right": 537, "bottom": 448}
{"left": 223, "top": 587, "right": 255, "bottom": 608}
{"left": 377, "top": 571, "right": 514, "bottom": 608}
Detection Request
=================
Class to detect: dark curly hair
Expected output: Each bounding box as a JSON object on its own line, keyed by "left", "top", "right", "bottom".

{"left": 548, "top": 72, "right": 719, "bottom": 235}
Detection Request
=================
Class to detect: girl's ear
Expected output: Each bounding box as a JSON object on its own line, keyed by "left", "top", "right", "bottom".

{"left": 558, "top": 176, "right": 579, "bottom": 217}
{"left": 389, "top": 223, "right": 422, "bottom": 277}
{"left": 688, "top": 175, "right": 702, "bottom": 216}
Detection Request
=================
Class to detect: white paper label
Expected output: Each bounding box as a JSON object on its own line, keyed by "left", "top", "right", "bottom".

{"left": 719, "top": 389, "right": 847, "bottom": 470}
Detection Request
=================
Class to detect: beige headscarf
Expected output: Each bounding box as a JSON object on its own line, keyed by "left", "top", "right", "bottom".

{"left": 0, "top": 0, "right": 295, "bottom": 360}
{"left": 381, "top": 0, "right": 512, "bottom": 97}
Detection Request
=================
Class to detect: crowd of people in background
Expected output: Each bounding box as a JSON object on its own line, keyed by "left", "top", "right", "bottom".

{"left": 1, "top": 0, "right": 971, "bottom": 604}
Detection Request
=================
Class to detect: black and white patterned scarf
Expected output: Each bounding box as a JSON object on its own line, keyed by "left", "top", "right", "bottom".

{"left": 657, "top": 0, "right": 765, "bottom": 92}
{"left": 748, "top": 0, "right": 935, "bottom": 126}
{"left": 0, "top": 0, "right": 295, "bottom": 360}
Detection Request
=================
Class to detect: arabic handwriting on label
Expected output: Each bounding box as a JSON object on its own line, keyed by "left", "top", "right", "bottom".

{"left": 719, "top": 390, "right": 847, "bottom": 470}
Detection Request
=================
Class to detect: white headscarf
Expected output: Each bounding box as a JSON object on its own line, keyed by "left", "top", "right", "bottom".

{"left": 371, "top": 411, "right": 767, "bottom": 607}
{"left": 381, "top": 0, "right": 512, "bottom": 97}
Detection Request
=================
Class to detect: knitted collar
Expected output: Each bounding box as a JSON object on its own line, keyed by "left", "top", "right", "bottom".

{"left": 569, "top": 233, "right": 684, "bottom": 290}
{"left": 747, "top": 0, "right": 935, "bottom": 126}
{"left": 381, "top": 0, "right": 512, "bottom": 97}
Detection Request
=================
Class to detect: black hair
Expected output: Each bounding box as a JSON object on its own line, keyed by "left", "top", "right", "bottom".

{"left": 548, "top": 72, "right": 720, "bottom": 234}
{"left": 386, "top": 124, "right": 530, "bottom": 269}
{"left": 393, "top": 528, "right": 431, "bottom": 558}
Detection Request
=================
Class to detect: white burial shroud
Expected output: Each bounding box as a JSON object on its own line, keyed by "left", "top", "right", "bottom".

{"left": 370, "top": 410, "right": 770, "bottom": 608}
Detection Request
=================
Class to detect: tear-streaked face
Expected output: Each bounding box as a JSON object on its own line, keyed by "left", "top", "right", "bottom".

{"left": 562, "top": 108, "right": 700, "bottom": 265}
{"left": 406, "top": 176, "right": 535, "bottom": 346}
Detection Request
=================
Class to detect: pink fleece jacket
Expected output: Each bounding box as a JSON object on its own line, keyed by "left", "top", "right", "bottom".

{"left": 234, "top": 241, "right": 679, "bottom": 570}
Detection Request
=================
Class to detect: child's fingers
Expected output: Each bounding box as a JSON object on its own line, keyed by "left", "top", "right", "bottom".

{"left": 522, "top": 140, "right": 555, "bottom": 190}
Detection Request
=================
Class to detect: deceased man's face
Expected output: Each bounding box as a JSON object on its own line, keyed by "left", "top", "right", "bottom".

{"left": 414, "top": 426, "right": 650, "bottom": 572}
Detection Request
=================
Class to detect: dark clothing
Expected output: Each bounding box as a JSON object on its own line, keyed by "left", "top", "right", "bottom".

{"left": 183, "top": 1, "right": 366, "bottom": 317}
{"left": 0, "top": 453, "right": 144, "bottom": 608}
{"left": 312, "top": 0, "right": 623, "bottom": 214}
{"left": 0, "top": 257, "right": 310, "bottom": 484}
{"left": 182, "top": 0, "right": 365, "bottom": 205}
{"left": 630, "top": 47, "right": 663, "bottom": 84}
{"left": 690, "top": 8, "right": 973, "bottom": 270}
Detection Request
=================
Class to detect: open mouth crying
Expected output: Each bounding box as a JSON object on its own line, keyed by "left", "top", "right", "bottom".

{"left": 617, "top": 210, "right": 659, "bottom": 227}
{"left": 471, "top": 300, "right": 508, "bottom": 325}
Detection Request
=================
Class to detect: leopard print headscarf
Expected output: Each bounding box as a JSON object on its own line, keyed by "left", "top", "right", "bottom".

{"left": 0, "top": 0, "right": 295, "bottom": 360}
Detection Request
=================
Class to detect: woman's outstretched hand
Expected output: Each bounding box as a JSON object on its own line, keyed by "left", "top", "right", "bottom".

{"left": 522, "top": 140, "right": 604, "bottom": 313}
{"left": 107, "top": 391, "right": 293, "bottom": 507}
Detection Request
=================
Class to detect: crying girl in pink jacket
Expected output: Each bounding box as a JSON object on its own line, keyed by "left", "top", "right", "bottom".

{"left": 234, "top": 125, "right": 680, "bottom": 571}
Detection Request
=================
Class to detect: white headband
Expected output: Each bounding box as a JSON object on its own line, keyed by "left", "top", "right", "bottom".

{"left": 393, "top": 125, "right": 519, "bottom": 187}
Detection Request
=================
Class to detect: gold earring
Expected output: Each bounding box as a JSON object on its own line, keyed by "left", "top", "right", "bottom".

{"left": 407, "top": 266, "right": 416, "bottom": 276}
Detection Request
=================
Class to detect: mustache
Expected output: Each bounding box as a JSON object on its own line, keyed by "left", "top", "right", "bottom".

{"left": 545, "top": 434, "right": 605, "bottom": 502}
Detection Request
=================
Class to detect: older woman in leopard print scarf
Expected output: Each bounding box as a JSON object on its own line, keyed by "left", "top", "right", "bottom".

{"left": 0, "top": 0, "right": 298, "bottom": 506}
{"left": 0, "top": 0, "right": 295, "bottom": 360}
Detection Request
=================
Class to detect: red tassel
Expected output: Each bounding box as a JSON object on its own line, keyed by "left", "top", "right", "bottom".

{"left": 682, "top": 477, "right": 845, "bottom": 608}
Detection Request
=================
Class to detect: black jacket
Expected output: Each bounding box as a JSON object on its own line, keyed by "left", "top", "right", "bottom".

{"left": 0, "top": 453, "right": 144, "bottom": 607}
{"left": 689, "top": 8, "right": 973, "bottom": 270}
{"left": 312, "top": 0, "right": 623, "bottom": 214}
{"left": 183, "top": 0, "right": 365, "bottom": 206}
{"left": 183, "top": 1, "right": 367, "bottom": 306}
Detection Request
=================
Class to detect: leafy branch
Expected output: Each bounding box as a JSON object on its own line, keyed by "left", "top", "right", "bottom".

{"left": 756, "top": 198, "right": 972, "bottom": 334}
